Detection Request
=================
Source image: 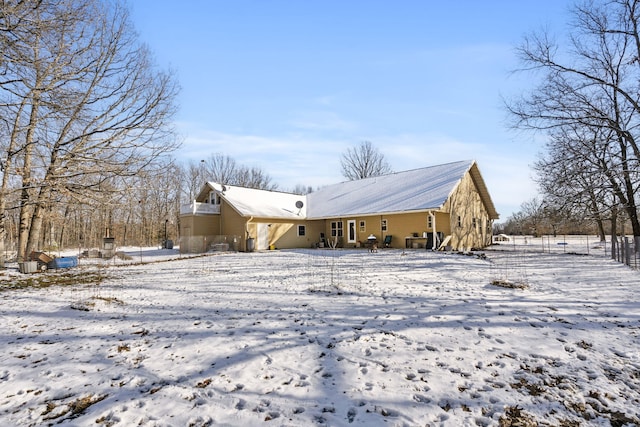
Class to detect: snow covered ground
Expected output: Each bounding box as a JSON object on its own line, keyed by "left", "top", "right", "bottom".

{"left": 1, "top": 238, "right": 639, "bottom": 426}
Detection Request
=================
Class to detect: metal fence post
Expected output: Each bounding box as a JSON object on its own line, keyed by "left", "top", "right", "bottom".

{"left": 624, "top": 237, "right": 630, "bottom": 266}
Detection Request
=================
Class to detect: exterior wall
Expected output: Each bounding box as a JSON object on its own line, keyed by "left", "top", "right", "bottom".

{"left": 320, "top": 212, "right": 452, "bottom": 249}
{"left": 245, "top": 219, "right": 324, "bottom": 250}
{"left": 443, "top": 171, "right": 491, "bottom": 250}
{"left": 219, "top": 202, "right": 250, "bottom": 250}
{"left": 178, "top": 214, "right": 220, "bottom": 253}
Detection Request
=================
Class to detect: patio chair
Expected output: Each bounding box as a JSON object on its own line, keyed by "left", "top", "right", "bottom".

{"left": 383, "top": 235, "right": 392, "bottom": 248}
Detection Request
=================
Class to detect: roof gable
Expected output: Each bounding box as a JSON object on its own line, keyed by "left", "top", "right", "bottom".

{"left": 207, "top": 183, "right": 307, "bottom": 219}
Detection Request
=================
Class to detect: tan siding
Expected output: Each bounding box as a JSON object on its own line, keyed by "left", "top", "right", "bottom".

{"left": 259, "top": 219, "right": 324, "bottom": 249}
{"left": 227, "top": 217, "right": 325, "bottom": 250}
{"left": 178, "top": 214, "right": 219, "bottom": 237}
{"left": 220, "top": 202, "right": 250, "bottom": 250}
{"left": 377, "top": 212, "right": 450, "bottom": 249}
{"left": 319, "top": 213, "right": 452, "bottom": 249}
{"left": 178, "top": 213, "right": 221, "bottom": 252}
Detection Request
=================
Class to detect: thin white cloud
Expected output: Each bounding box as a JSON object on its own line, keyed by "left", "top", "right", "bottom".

{"left": 176, "top": 125, "right": 538, "bottom": 219}
{"left": 288, "top": 110, "right": 359, "bottom": 132}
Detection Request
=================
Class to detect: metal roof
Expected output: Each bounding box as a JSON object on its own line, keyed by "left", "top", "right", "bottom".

{"left": 200, "top": 160, "right": 499, "bottom": 220}
{"left": 205, "top": 183, "right": 307, "bottom": 219}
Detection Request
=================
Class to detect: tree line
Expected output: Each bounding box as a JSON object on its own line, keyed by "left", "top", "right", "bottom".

{"left": 0, "top": 0, "right": 389, "bottom": 271}
{"left": 502, "top": 0, "right": 640, "bottom": 250}
{"left": 0, "top": 0, "right": 180, "bottom": 265}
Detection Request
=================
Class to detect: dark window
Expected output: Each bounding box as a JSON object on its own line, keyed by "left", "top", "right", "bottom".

{"left": 331, "top": 221, "right": 343, "bottom": 237}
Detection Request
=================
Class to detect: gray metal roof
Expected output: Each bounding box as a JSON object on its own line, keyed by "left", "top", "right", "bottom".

{"left": 307, "top": 160, "right": 476, "bottom": 218}
{"left": 206, "top": 183, "right": 307, "bottom": 219}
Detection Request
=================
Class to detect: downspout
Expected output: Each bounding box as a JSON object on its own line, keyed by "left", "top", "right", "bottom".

{"left": 219, "top": 199, "right": 223, "bottom": 236}
{"left": 488, "top": 219, "right": 493, "bottom": 247}
{"left": 246, "top": 216, "right": 253, "bottom": 238}
{"left": 429, "top": 211, "right": 438, "bottom": 250}
{"left": 245, "top": 216, "right": 253, "bottom": 252}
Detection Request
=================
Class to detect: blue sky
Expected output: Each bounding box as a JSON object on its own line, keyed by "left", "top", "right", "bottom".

{"left": 130, "top": 1, "right": 573, "bottom": 220}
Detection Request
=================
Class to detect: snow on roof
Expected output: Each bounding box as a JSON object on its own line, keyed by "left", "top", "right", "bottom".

{"left": 204, "top": 160, "right": 498, "bottom": 220}
{"left": 306, "top": 160, "right": 474, "bottom": 218}
{"left": 209, "top": 183, "right": 307, "bottom": 219}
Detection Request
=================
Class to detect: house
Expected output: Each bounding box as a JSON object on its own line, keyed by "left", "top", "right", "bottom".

{"left": 179, "top": 160, "right": 499, "bottom": 252}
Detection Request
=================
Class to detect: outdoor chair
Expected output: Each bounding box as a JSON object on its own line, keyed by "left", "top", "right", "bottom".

{"left": 383, "top": 235, "right": 392, "bottom": 248}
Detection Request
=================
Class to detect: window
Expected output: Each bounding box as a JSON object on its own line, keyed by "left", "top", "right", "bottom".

{"left": 427, "top": 215, "right": 433, "bottom": 229}
{"left": 381, "top": 219, "right": 387, "bottom": 232}
{"left": 472, "top": 217, "right": 477, "bottom": 230}
{"left": 297, "top": 225, "right": 306, "bottom": 236}
{"left": 457, "top": 216, "right": 462, "bottom": 228}
{"left": 208, "top": 191, "right": 220, "bottom": 205}
{"left": 359, "top": 220, "right": 366, "bottom": 232}
{"left": 331, "top": 221, "right": 343, "bottom": 237}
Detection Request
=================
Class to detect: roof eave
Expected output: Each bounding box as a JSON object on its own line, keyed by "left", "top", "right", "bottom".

{"left": 306, "top": 206, "right": 447, "bottom": 220}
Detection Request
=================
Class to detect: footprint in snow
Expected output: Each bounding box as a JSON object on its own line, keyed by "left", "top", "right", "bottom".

{"left": 413, "top": 394, "right": 431, "bottom": 404}
{"left": 347, "top": 407, "right": 357, "bottom": 423}
{"left": 264, "top": 412, "right": 280, "bottom": 421}
{"left": 235, "top": 399, "right": 246, "bottom": 410}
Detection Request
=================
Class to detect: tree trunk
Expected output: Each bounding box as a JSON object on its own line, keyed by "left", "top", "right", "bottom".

{"left": 25, "top": 201, "right": 46, "bottom": 256}
{"left": 58, "top": 205, "right": 70, "bottom": 249}
{"left": 610, "top": 206, "right": 618, "bottom": 261}
{"left": 17, "top": 165, "right": 34, "bottom": 262}
{"left": 595, "top": 217, "right": 606, "bottom": 243}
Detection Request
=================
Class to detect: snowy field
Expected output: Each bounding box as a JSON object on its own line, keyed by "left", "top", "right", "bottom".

{"left": 1, "top": 238, "right": 639, "bottom": 426}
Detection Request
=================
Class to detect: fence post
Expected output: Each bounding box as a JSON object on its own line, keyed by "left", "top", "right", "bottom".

{"left": 586, "top": 235, "right": 589, "bottom": 255}
{"left": 624, "top": 237, "right": 630, "bottom": 266}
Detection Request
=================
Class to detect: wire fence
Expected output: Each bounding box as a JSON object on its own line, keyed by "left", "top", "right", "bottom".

{"left": 612, "top": 236, "right": 639, "bottom": 270}
{"left": 178, "top": 235, "right": 241, "bottom": 254}
{"left": 491, "top": 235, "right": 639, "bottom": 270}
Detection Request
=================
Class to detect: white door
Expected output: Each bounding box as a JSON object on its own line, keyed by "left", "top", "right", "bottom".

{"left": 347, "top": 220, "right": 356, "bottom": 244}
{"left": 257, "top": 223, "right": 269, "bottom": 250}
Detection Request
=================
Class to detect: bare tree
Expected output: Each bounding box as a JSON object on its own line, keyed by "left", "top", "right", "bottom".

{"left": 534, "top": 125, "right": 615, "bottom": 241}
{"left": 181, "top": 160, "right": 206, "bottom": 202}
{"left": 201, "top": 153, "right": 277, "bottom": 190}
{"left": 290, "top": 184, "right": 314, "bottom": 195}
{"left": 0, "top": 0, "right": 179, "bottom": 261}
{"left": 506, "top": 0, "right": 640, "bottom": 247}
{"left": 340, "top": 141, "right": 391, "bottom": 180}
{"left": 234, "top": 165, "right": 277, "bottom": 190}
{"left": 204, "top": 153, "right": 237, "bottom": 185}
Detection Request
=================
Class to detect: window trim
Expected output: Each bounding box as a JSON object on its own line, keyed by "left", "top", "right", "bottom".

{"left": 297, "top": 224, "right": 306, "bottom": 236}
{"left": 330, "top": 221, "right": 343, "bottom": 237}
{"left": 347, "top": 220, "right": 356, "bottom": 243}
